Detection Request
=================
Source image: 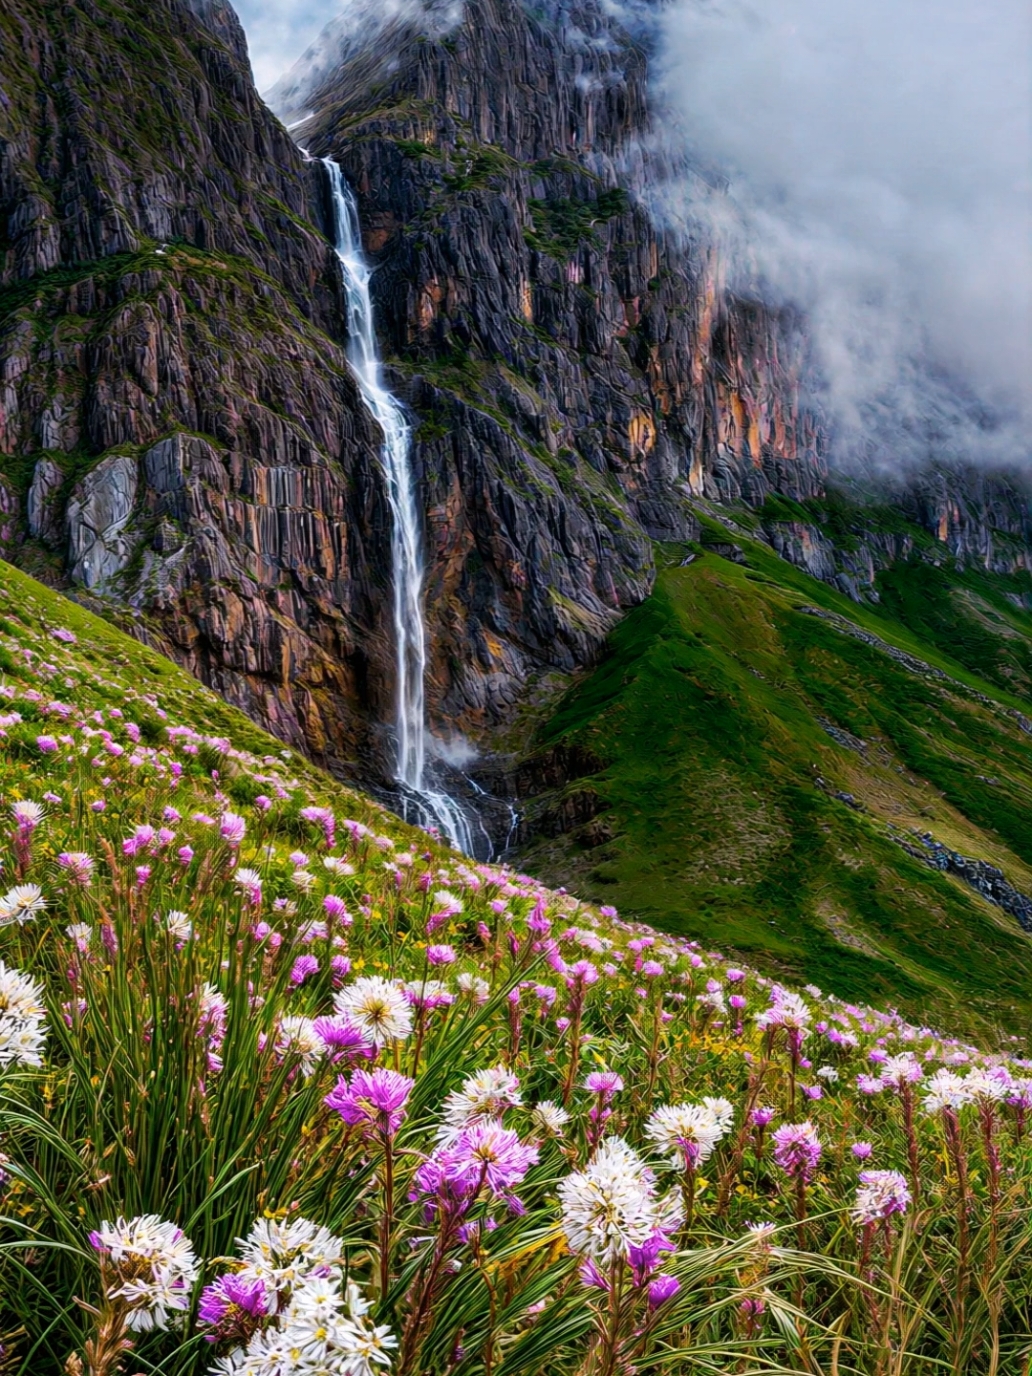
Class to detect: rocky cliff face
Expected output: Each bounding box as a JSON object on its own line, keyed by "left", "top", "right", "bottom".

{"left": 293, "top": 0, "right": 828, "bottom": 728}
{"left": 0, "top": 0, "right": 404, "bottom": 773}
{"left": 2, "top": 0, "right": 1031, "bottom": 816}
{"left": 762, "top": 465, "right": 1032, "bottom": 605}
{"left": 0, "top": 0, "right": 831, "bottom": 786}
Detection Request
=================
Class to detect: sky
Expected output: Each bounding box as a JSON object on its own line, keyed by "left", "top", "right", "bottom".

{"left": 234, "top": 0, "right": 328, "bottom": 92}
{"left": 235, "top": 0, "right": 1032, "bottom": 468}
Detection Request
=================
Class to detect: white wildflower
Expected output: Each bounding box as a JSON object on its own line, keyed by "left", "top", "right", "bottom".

{"left": 10, "top": 800, "right": 45, "bottom": 828}
{"left": 274, "top": 1016, "right": 323, "bottom": 1077}
{"left": 702, "top": 1096, "right": 736, "bottom": 1132}
{"left": 236, "top": 1216, "right": 345, "bottom": 1305}
{"left": 0, "top": 885, "right": 46, "bottom": 925}
{"left": 880, "top": 1054, "right": 922, "bottom": 1088}
{"left": 334, "top": 976, "right": 413, "bottom": 1047}
{"left": 645, "top": 1102, "right": 728, "bottom": 1169}
{"left": 432, "top": 889, "right": 463, "bottom": 916}
{"left": 558, "top": 1137, "right": 682, "bottom": 1263}
{"left": 965, "top": 1065, "right": 1012, "bottom": 1102}
{"left": 436, "top": 1065, "right": 522, "bottom": 1143}
{"left": 922, "top": 1068, "right": 975, "bottom": 1114}
{"left": 456, "top": 972, "right": 490, "bottom": 1002}
{"left": 0, "top": 959, "right": 47, "bottom": 1067}
{"left": 91, "top": 1214, "right": 198, "bottom": 1332}
{"left": 531, "top": 1100, "right": 570, "bottom": 1136}
{"left": 163, "top": 910, "right": 193, "bottom": 942}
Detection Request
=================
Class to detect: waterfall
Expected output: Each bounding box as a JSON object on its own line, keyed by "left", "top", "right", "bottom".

{"left": 323, "top": 158, "right": 474, "bottom": 853}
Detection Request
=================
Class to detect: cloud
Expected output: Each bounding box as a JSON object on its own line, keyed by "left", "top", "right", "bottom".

{"left": 234, "top": 0, "right": 462, "bottom": 100}
{"left": 619, "top": 0, "right": 1032, "bottom": 468}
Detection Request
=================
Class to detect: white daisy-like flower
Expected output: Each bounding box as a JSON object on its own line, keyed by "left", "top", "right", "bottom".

{"left": 233, "top": 868, "right": 263, "bottom": 904}
{"left": 323, "top": 856, "right": 355, "bottom": 877}
{"left": 965, "top": 1066, "right": 1012, "bottom": 1102}
{"left": 0, "top": 1019, "right": 47, "bottom": 1067}
{"left": 346, "top": 1315, "right": 400, "bottom": 1376}
{"left": 437, "top": 1065, "right": 522, "bottom": 1142}
{"left": 91, "top": 1215, "right": 198, "bottom": 1332}
{"left": 10, "top": 800, "right": 45, "bottom": 828}
{"left": 0, "top": 885, "right": 46, "bottom": 925}
{"left": 274, "top": 1016, "right": 323, "bottom": 1077}
{"left": 702, "top": 1096, "right": 736, "bottom": 1132}
{"left": 115, "top": 1265, "right": 193, "bottom": 1332}
{"left": 645, "top": 1102, "right": 728, "bottom": 1169}
{"left": 0, "top": 959, "right": 47, "bottom": 1068}
{"left": 291, "top": 869, "right": 315, "bottom": 891}
{"left": 432, "top": 889, "right": 463, "bottom": 916}
{"left": 237, "top": 1216, "right": 345, "bottom": 1304}
{"left": 922, "top": 1068, "right": 975, "bottom": 1114}
{"left": 558, "top": 1137, "right": 682, "bottom": 1263}
{"left": 0, "top": 963, "right": 45, "bottom": 1029}
{"left": 163, "top": 910, "right": 193, "bottom": 942}
{"left": 456, "top": 972, "right": 490, "bottom": 1002}
{"left": 334, "top": 976, "right": 413, "bottom": 1047}
{"left": 531, "top": 1100, "right": 570, "bottom": 1136}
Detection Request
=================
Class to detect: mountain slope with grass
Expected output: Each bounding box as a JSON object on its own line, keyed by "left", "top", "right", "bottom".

{"left": 2, "top": 560, "right": 1032, "bottom": 1375}
{"left": 516, "top": 500, "right": 1032, "bottom": 1042}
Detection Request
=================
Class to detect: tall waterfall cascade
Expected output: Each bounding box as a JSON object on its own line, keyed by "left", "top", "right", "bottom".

{"left": 323, "top": 158, "right": 475, "bottom": 853}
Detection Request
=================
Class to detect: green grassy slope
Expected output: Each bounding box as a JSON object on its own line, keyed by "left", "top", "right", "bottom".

{"left": 518, "top": 517, "right": 1032, "bottom": 1042}
{"left": 0, "top": 557, "right": 387, "bottom": 829}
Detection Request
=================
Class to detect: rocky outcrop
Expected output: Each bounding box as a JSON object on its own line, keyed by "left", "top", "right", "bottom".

{"left": 894, "top": 830, "right": 1032, "bottom": 935}
{"left": 66, "top": 454, "right": 138, "bottom": 590}
{"left": 0, "top": 476, "right": 17, "bottom": 559}
{"left": 764, "top": 464, "right": 1032, "bottom": 604}
{"left": 26, "top": 457, "right": 63, "bottom": 545}
{"left": 0, "top": 0, "right": 336, "bottom": 315}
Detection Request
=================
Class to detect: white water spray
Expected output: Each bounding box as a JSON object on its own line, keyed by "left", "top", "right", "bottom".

{"left": 323, "top": 158, "right": 474, "bottom": 852}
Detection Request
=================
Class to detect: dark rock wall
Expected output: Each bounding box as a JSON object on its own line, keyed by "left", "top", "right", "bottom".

{"left": 294, "top": 0, "right": 828, "bottom": 727}
{"left": 0, "top": 0, "right": 400, "bottom": 775}
{"left": 1, "top": 0, "right": 1030, "bottom": 793}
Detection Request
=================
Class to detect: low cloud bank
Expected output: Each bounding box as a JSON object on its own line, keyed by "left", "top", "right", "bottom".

{"left": 638, "top": 0, "right": 1032, "bottom": 469}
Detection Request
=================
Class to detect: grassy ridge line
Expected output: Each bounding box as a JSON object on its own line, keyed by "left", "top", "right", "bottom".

{"left": 520, "top": 524, "right": 1032, "bottom": 1042}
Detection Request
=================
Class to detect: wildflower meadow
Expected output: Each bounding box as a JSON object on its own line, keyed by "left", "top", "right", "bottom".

{"left": 0, "top": 564, "right": 1031, "bottom": 1375}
